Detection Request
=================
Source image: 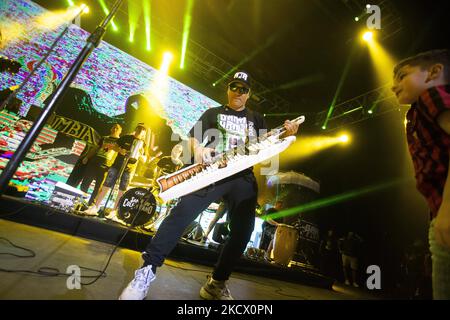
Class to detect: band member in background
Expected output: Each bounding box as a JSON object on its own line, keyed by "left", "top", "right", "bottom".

{"left": 66, "top": 144, "right": 93, "bottom": 190}
{"left": 259, "top": 200, "right": 284, "bottom": 260}
{"left": 83, "top": 124, "right": 147, "bottom": 217}
{"left": 79, "top": 123, "right": 122, "bottom": 207}
{"left": 155, "top": 143, "right": 184, "bottom": 176}
{"left": 119, "top": 70, "right": 299, "bottom": 300}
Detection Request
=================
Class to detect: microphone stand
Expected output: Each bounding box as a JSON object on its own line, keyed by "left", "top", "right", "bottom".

{"left": 0, "top": 5, "right": 87, "bottom": 111}
{"left": 100, "top": 153, "right": 130, "bottom": 218}
{"left": 0, "top": 0, "right": 125, "bottom": 195}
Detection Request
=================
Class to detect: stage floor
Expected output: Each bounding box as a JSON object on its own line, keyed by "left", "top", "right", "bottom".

{"left": 0, "top": 219, "right": 379, "bottom": 300}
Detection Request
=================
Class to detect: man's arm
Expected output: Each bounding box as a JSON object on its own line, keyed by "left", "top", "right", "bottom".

{"left": 435, "top": 110, "right": 450, "bottom": 249}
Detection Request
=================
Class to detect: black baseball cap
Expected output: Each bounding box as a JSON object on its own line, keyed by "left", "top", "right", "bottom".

{"left": 228, "top": 70, "right": 252, "bottom": 89}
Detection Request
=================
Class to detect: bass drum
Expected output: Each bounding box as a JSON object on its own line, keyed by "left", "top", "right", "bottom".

{"left": 117, "top": 188, "right": 158, "bottom": 226}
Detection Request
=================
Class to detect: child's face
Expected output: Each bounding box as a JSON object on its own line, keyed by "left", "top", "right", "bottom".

{"left": 391, "top": 65, "right": 431, "bottom": 104}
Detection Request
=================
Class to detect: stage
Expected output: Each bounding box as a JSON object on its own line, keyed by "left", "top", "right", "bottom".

{"left": 0, "top": 211, "right": 377, "bottom": 300}
{"left": 0, "top": 194, "right": 333, "bottom": 290}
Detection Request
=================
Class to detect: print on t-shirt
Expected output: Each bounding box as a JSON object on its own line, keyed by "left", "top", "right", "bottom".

{"left": 217, "top": 113, "right": 256, "bottom": 153}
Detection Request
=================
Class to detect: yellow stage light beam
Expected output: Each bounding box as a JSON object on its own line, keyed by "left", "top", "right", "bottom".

{"left": 0, "top": 5, "right": 85, "bottom": 49}
{"left": 281, "top": 133, "right": 351, "bottom": 163}
{"left": 362, "top": 29, "right": 398, "bottom": 94}
{"left": 34, "top": 6, "right": 87, "bottom": 30}
{"left": 146, "top": 51, "right": 174, "bottom": 108}
{"left": 160, "top": 51, "right": 174, "bottom": 75}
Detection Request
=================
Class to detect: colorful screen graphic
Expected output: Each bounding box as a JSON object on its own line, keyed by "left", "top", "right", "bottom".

{"left": 0, "top": 0, "right": 220, "bottom": 138}
{"left": 0, "top": 0, "right": 221, "bottom": 202}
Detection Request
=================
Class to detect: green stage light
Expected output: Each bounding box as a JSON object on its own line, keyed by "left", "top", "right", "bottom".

{"left": 143, "top": 0, "right": 151, "bottom": 51}
{"left": 180, "top": 0, "right": 195, "bottom": 69}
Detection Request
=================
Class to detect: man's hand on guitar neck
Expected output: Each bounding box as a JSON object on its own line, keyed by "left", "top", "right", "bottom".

{"left": 281, "top": 119, "right": 300, "bottom": 138}
{"left": 194, "top": 146, "right": 215, "bottom": 164}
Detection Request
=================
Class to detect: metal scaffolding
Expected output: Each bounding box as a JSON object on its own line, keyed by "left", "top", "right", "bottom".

{"left": 314, "top": 84, "right": 401, "bottom": 131}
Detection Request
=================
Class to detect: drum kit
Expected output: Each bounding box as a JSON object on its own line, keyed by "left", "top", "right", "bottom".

{"left": 114, "top": 156, "right": 180, "bottom": 230}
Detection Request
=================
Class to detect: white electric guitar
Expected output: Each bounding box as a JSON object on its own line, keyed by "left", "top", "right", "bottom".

{"left": 157, "top": 116, "right": 305, "bottom": 202}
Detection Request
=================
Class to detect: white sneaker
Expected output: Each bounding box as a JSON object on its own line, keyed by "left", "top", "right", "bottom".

{"left": 200, "top": 275, "right": 234, "bottom": 300}
{"left": 119, "top": 265, "right": 156, "bottom": 300}
{"left": 353, "top": 282, "right": 359, "bottom": 288}
{"left": 82, "top": 204, "right": 99, "bottom": 216}
{"left": 345, "top": 280, "right": 351, "bottom": 286}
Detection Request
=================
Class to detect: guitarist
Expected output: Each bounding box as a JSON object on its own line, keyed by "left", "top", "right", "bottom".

{"left": 119, "top": 70, "right": 299, "bottom": 300}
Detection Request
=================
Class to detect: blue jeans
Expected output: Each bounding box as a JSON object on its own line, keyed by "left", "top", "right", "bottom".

{"left": 143, "top": 174, "right": 258, "bottom": 281}
{"left": 429, "top": 219, "right": 450, "bottom": 300}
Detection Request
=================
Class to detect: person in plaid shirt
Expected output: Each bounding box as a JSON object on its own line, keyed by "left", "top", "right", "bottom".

{"left": 392, "top": 49, "right": 450, "bottom": 299}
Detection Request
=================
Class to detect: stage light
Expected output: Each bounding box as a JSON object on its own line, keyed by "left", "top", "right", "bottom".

{"left": 321, "top": 126, "right": 326, "bottom": 130}
{"left": 368, "top": 109, "right": 373, "bottom": 114}
{"left": 212, "top": 83, "right": 216, "bottom": 87}
{"left": 68, "top": 0, "right": 75, "bottom": 6}
{"left": 98, "top": 0, "right": 118, "bottom": 32}
{"left": 339, "top": 134, "right": 350, "bottom": 143}
{"left": 160, "top": 51, "right": 174, "bottom": 75}
{"left": 362, "top": 31, "right": 373, "bottom": 42}
{"left": 128, "top": 0, "right": 142, "bottom": 47}
{"left": 81, "top": 4, "right": 89, "bottom": 14}
{"left": 354, "top": 16, "right": 359, "bottom": 21}
{"left": 366, "top": 4, "right": 371, "bottom": 9}
{"left": 180, "top": 0, "right": 194, "bottom": 69}
{"left": 143, "top": 0, "right": 151, "bottom": 51}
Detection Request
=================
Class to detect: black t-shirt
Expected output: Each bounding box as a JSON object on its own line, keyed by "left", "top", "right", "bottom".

{"left": 188, "top": 106, "right": 267, "bottom": 176}
{"left": 150, "top": 122, "right": 179, "bottom": 157}
{"left": 112, "top": 134, "right": 146, "bottom": 171}
{"left": 189, "top": 105, "right": 267, "bottom": 153}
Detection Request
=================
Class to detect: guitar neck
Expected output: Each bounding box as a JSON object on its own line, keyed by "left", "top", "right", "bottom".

{"left": 211, "top": 115, "right": 305, "bottom": 162}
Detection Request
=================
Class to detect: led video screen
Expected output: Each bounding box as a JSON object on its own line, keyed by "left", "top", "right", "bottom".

{"left": 0, "top": 0, "right": 220, "bottom": 138}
